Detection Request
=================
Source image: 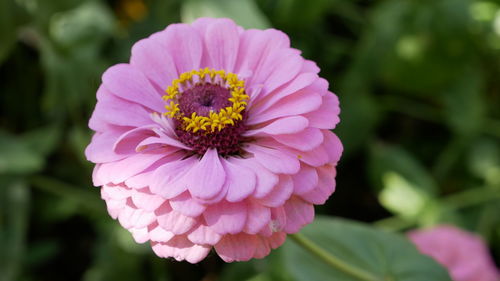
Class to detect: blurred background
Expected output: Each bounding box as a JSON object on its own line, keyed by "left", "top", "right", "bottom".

{"left": 1, "top": 0, "right": 500, "bottom": 280}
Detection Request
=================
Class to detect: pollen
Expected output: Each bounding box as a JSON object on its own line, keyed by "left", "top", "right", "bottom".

{"left": 162, "top": 68, "right": 248, "bottom": 133}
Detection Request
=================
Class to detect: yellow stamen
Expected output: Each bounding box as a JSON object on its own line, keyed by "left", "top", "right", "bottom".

{"left": 162, "top": 68, "right": 248, "bottom": 133}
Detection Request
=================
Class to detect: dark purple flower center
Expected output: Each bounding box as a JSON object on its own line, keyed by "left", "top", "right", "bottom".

{"left": 177, "top": 83, "right": 232, "bottom": 116}
{"left": 175, "top": 83, "right": 247, "bottom": 156}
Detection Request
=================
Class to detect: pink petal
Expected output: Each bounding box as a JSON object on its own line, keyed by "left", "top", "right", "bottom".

{"left": 88, "top": 116, "right": 115, "bottom": 133}
{"left": 130, "top": 34, "right": 178, "bottom": 90}
{"left": 125, "top": 169, "right": 155, "bottom": 189}
{"left": 304, "top": 92, "right": 340, "bottom": 129}
{"left": 282, "top": 196, "right": 314, "bottom": 233}
{"left": 130, "top": 188, "right": 165, "bottom": 212}
{"left": 244, "top": 200, "right": 271, "bottom": 234}
{"left": 256, "top": 175, "right": 294, "bottom": 207}
{"left": 269, "top": 206, "right": 287, "bottom": 233}
{"left": 247, "top": 91, "right": 322, "bottom": 125}
{"left": 222, "top": 158, "right": 256, "bottom": 202}
{"left": 169, "top": 192, "right": 206, "bottom": 217}
{"left": 92, "top": 165, "right": 104, "bottom": 186}
{"left": 131, "top": 227, "right": 150, "bottom": 243}
{"left": 203, "top": 18, "right": 240, "bottom": 71}
{"left": 152, "top": 236, "right": 210, "bottom": 263}
{"left": 186, "top": 149, "right": 226, "bottom": 200}
{"left": 246, "top": 84, "right": 264, "bottom": 109}
{"left": 243, "top": 116, "right": 309, "bottom": 137}
{"left": 85, "top": 131, "right": 130, "bottom": 163}
{"left": 231, "top": 157, "right": 278, "bottom": 198}
{"left": 103, "top": 198, "right": 126, "bottom": 219}
{"left": 204, "top": 201, "right": 247, "bottom": 235}
{"left": 300, "top": 165, "right": 336, "bottom": 204}
{"left": 215, "top": 233, "right": 257, "bottom": 262}
{"left": 192, "top": 183, "right": 228, "bottom": 205}
{"left": 258, "top": 225, "right": 272, "bottom": 237}
{"left": 190, "top": 17, "right": 214, "bottom": 34}
{"left": 113, "top": 126, "right": 157, "bottom": 154}
{"left": 125, "top": 151, "right": 186, "bottom": 190}
{"left": 260, "top": 49, "right": 304, "bottom": 94}
{"left": 250, "top": 72, "right": 318, "bottom": 114}
{"left": 90, "top": 86, "right": 152, "bottom": 128}
{"left": 301, "top": 59, "right": 320, "bottom": 74}
{"left": 102, "top": 64, "right": 164, "bottom": 112}
{"left": 150, "top": 113, "right": 177, "bottom": 137}
{"left": 273, "top": 127, "right": 324, "bottom": 151}
{"left": 156, "top": 203, "right": 198, "bottom": 235}
{"left": 292, "top": 164, "right": 319, "bottom": 195}
{"left": 137, "top": 134, "right": 190, "bottom": 151}
{"left": 235, "top": 29, "right": 290, "bottom": 78}
{"left": 285, "top": 145, "right": 330, "bottom": 167}
{"left": 149, "top": 223, "right": 175, "bottom": 242}
{"left": 187, "top": 223, "right": 222, "bottom": 245}
{"left": 150, "top": 157, "right": 197, "bottom": 199}
{"left": 118, "top": 200, "right": 156, "bottom": 229}
{"left": 245, "top": 144, "right": 300, "bottom": 175}
{"left": 268, "top": 231, "right": 287, "bottom": 249}
{"left": 160, "top": 23, "right": 202, "bottom": 74}
{"left": 101, "top": 184, "right": 131, "bottom": 201}
{"left": 303, "top": 76, "right": 329, "bottom": 95}
{"left": 252, "top": 236, "right": 271, "bottom": 259}
{"left": 95, "top": 152, "right": 169, "bottom": 184}
{"left": 323, "top": 131, "right": 343, "bottom": 164}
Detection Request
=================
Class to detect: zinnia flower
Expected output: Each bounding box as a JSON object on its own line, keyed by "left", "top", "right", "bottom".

{"left": 408, "top": 225, "right": 499, "bottom": 281}
{"left": 85, "top": 17, "right": 342, "bottom": 263}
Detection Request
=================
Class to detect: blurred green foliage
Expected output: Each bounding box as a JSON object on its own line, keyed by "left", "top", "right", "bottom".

{"left": 1, "top": 0, "right": 500, "bottom": 280}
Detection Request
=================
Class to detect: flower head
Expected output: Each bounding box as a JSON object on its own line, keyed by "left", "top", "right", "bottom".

{"left": 408, "top": 225, "right": 499, "bottom": 281}
{"left": 85, "top": 18, "right": 342, "bottom": 263}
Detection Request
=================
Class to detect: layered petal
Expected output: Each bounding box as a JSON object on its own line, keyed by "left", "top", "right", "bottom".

{"left": 185, "top": 149, "right": 226, "bottom": 200}
{"left": 152, "top": 236, "right": 211, "bottom": 263}
{"left": 202, "top": 18, "right": 240, "bottom": 71}
{"left": 102, "top": 64, "right": 164, "bottom": 113}
{"left": 204, "top": 201, "right": 247, "bottom": 235}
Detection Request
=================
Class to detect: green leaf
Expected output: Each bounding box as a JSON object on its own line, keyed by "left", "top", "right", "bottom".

{"left": 219, "top": 262, "right": 259, "bottom": 281}
{"left": 379, "top": 172, "right": 433, "bottom": 219}
{"left": 181, "top": 0, "right": 270, "bottom": 29}
{"left": 284, "top": 217, "right": 452, "bottom": 281}
{"left": 49, "top": 1, "right": 114, "bottom": 48}
{"left": 468, "top": 138, "right": 500, "bottom": 186}
{"left": 0, "top": 0, "right": 18, "bottom": 65}
{"left": 369, "top": 145, "right": 441, "bottom": 221}
{"left": 21, "top": 125, "right": 62, "bottom": 157}
{"left": 375, "top": 0, "right": 474, "bottom": 96}
{"left": 0, "top": 179, "right": 30, "bottom": 281}
{"left": 82, "top": 226, "right": 147, "bottom": 281}
{"left": 370, "top": 145, "right": 438, "bottom": 195}
{"left": 442, "top": 67, "right": 485, "bottom": 136}
{"left": 0, "top": 131, "right": 44, "bottom": 174}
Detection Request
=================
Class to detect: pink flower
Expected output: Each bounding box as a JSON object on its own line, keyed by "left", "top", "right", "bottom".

{"left": 408, "top": 225, "right": 499, "bottom": 281}
{"left": 85, "top": 17, "right": 342, "bottom": 263}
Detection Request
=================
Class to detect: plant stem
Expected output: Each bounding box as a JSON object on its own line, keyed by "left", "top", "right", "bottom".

{"left": 289, "top": 233, "right": 380, "bottom": 281}
{"left": 375, "top": 187, "right": 500, "bottom": 231}
{"left": 443, "top": 186, "right": 500, "bottom": 209}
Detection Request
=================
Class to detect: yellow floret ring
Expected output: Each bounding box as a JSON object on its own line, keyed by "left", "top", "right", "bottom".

{"left": 162, "top": 68, "right": 249, "bottom": 133}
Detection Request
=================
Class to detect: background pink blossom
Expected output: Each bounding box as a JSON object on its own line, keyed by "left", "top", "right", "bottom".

{"left": 408, "top": 225, "right": 499, "bottom": 281}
